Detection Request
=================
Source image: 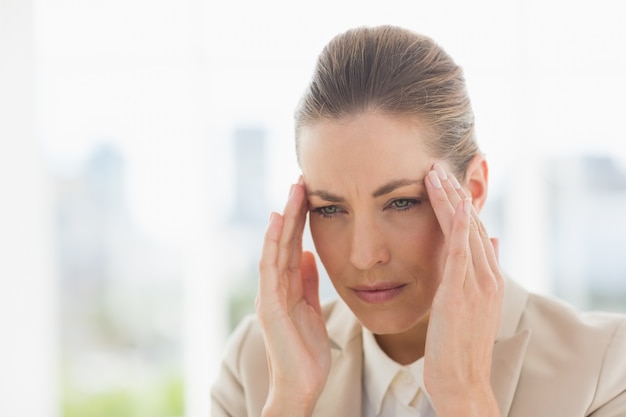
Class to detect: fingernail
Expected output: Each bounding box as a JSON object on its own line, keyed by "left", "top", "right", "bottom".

{"left": 428, "top": 170, "right": 442, "bottom": 188}
{"left": 463, "top": 198, "right": 472, "bottom": 214}
{"left": 450, "top": 175, "right": 461, "bottom": 190}
{"left": 297, "top": 175, "right": 304, "bottom": 185}
{"left": 268, "top": 212, "right": 276, "bottom": 223}
{"left": 434, "top": 163, "right": 448, "bottom": 180}
{"left": 288, "top": 184, "right": 296, "bottom": 198}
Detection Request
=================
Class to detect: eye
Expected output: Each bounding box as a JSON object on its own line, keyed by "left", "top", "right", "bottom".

{"left": 387, "top": 198, "right": 421, "bottom": 212}
{"left": 312, "top": 205, "right": 342, "bottom": 218}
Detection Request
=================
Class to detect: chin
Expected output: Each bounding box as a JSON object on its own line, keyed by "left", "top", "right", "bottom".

{"left": 352, "top": 305, "right": 428, "bottom": 335}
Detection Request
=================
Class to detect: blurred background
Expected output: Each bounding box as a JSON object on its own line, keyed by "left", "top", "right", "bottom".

{"left": 1, "top": 0, "right": 625, "bottom": 416}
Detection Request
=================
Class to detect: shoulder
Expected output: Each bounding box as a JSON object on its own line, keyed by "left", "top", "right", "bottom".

{"left": 522, "top": 290, "right": 626, "bottom": 348}
{"left": 210, "top": 314, "right": 267, "bottom": 417}
{"left": 502, "top": 277, "right": 626, "bottom": 354}
{"left": 218, "top": 313, "right": 265, "bottom": 374}
{"left": 518, "top": 290, "right": 626, "bottom": 414}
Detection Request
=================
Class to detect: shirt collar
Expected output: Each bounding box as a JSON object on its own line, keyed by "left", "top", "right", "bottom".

{"left": 362, "top": 328, "right": 402, "bottom": 415}
{"left": 362, "top": 327, "right": 431, "bottom": 414}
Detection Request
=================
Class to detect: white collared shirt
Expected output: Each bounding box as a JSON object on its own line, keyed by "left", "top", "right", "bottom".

{"left": 362, "top": 328, "right": 436, "bottom": 417}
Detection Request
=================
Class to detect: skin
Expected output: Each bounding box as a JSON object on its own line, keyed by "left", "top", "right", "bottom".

{"left": 256, "top": 111, "right": 504, "bottom": 417}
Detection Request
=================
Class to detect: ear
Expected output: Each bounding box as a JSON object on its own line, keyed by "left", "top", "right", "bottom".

{"left": 464, "top": 154, "right": 489, "bottom": 213}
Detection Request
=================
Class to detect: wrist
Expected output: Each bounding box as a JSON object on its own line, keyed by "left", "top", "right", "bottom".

{"left": 261, "top": 404, "right": 313, "bottom": 417}
{"left": 261, "top": 391, "right": 317, "bottom": 417}
{"left": 431, "top": 383, "right": 501, "bottom": 417}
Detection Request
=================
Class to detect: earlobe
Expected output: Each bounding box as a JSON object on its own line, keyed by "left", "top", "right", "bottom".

{"left": 464, "top": 154, "right": 489, "bottom": 212}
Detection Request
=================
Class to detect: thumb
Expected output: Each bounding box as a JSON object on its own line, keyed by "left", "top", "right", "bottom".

{"left": 301, "top": 251, "right": 322, "bottom": 315}
{"left": 490, "top": 237, "right": 500, "bottom": 262}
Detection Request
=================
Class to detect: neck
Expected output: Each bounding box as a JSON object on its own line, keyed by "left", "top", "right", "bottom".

{"left": 374, "top": 313, "right": 429, "bottom": 365}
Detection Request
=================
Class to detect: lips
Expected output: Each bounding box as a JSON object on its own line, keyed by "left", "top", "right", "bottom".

{"left": 351, "top": 283, "right": 407, "bottom": 304}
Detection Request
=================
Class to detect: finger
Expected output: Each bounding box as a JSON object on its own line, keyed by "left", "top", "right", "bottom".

{"left": 465, "top": 213, "right": 490, "bottom": 289}
{"left": 470, "top": 215, "right": 502, "bottom": 289}
{"left": 427, "top": 164, "right": 470, "bottom": 241}
{"left": 435, "top": 164, "right": 463, "bottom": 210}
{"left": 488, "top": 236, "right": 504, "bottom": 290}
{"left": 276, "top": 181, "right": 308, "bottom": 294}
{"left": 441, "top": 197, "right": 472, "bottom": 289}
{"left": 441, "top": 169, "right": 502, "bottom": 291}
{"left": 490, "top": 237, "right": 500, "bottom": 262}
{"left": 477, "top": 220, "right": 499, "bottom": 272}
{"left": 276, "top": 183, "right": 298, "bottom": 272}
{"left": 287, "top": 182, "right": 310, "bottom": 299}
{"left": 425, "top": 168, "right": 456, "bottom": 238}
{"left": 448, "top": 172, "right": 490, "bottom": 271}
{"left": 257, "top": 212, "right": 285, "bottom": 316}
{"left": 448, "top": 171, "right": 501, "bottom": 289}
{"left": 462, "top": 220, "right": 505, "bottom": 304}
{"left": 288, "top": 178, "right": 309, "bottom": 272}
{"left": 301, "top": 251, "right": 322, "bottom": 315}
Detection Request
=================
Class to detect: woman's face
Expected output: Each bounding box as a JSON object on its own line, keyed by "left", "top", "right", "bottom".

{"left": 299, "top": 111, "right": 453, "bottom": 335}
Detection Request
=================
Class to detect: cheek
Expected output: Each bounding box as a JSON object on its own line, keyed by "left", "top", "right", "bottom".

{"left": 309, "top": 217, "right": 347, "bottom": 262}
{"left": 391, "top": 213, "right": 445, "bottom": 259}
{"left": 309, "top": 216, "right": 357, "bottom": 282}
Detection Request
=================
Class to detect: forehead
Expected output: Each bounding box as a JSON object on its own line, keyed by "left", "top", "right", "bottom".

{"left": 299, "top": 112, "right": 436, "bottom": 182}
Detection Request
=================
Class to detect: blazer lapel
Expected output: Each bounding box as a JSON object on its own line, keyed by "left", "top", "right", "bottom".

{"left": 491, "top": 329, "right": 531, "bottom": 416}
{"left": 313, "top": 300, "right": 363, "bottom": 417}
{"left": 491, "top": 276, "right": 532, "bottom": 416}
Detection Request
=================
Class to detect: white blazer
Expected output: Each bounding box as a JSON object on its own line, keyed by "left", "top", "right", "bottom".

{"left": 211, "top": 278, "right": 626, "bottom": 416}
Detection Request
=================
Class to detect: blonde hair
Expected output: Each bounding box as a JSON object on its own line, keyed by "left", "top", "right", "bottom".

{"left": 295, "top": 25, "right": 479, "bottom": 179}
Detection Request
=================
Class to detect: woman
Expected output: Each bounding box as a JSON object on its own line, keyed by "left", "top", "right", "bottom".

{"left": 212, "top": 25, "right": 626, "bottom": 417}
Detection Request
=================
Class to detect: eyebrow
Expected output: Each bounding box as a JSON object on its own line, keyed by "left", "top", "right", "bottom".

{"left": 307, "top": 189, "right": 345, "bottom": 203}
{"left": 372, "top": 178, "right": 424, "bottom": 198}
{"left": 307, "top": 178, "right": 424, "bottom": 202}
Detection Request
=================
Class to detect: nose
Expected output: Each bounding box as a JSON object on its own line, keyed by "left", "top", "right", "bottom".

{"left": 349, "top": 215, "right": 390, "bottom": 270}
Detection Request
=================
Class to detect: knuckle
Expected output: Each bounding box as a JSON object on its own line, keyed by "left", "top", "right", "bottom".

{"left": 469, "top": 217, "right": 480, "bottom": 232}
{"left": 433, "top": 191, "right": 449, "bottom": 203}
{"left": 286, "top": 264, "right": 300, "bottom": 275}
{"left": 480, "top": 273, "right": 504, "bottom": 300}
{"left": 477, "top": 221, "right": 489, "bottom": 239}
{"left": 451, "top": 247, "right": 470, "bottom": 263}
{"left": 278, "top": 240, "right": 293, "bottom": 257}
{"left": 258, "top": 259, "right": 274, "bottom": 273}
{"left": 483, "top": 278, "right": 498, "bottom": 296}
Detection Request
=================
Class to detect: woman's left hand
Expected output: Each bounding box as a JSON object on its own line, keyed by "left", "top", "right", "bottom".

{"left": 423, "top": 164, "right": 504, "bottom": 417}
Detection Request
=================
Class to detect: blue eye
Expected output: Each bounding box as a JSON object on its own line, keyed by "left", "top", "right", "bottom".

{"left": 388, "top": 199, "right": 420, "bottom": 211}
{"left": 313, "top": 205, "right": 341, "bottom": 218}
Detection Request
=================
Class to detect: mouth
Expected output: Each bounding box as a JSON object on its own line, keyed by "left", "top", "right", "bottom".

{"left": 351, "top": 283, "right": 407, "bottom": 304}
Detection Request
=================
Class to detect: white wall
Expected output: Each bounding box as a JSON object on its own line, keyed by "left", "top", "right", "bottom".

{"left": 0, "top": 1, "right": 58, "bottom": 416}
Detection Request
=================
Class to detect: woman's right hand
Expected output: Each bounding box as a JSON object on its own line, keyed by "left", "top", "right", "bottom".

{"left": 256, "top": 178, "right": 331, "bottom": 417}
